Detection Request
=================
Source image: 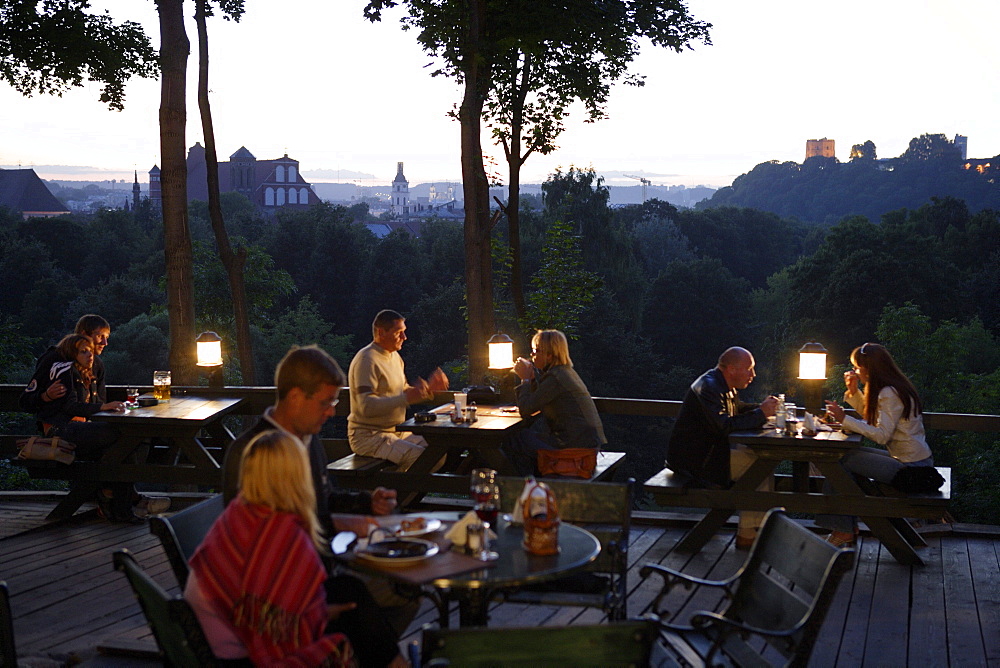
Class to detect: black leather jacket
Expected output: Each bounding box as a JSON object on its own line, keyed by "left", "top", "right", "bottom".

{"left": 666, "top": 367, "right": 766, "bottom": 488}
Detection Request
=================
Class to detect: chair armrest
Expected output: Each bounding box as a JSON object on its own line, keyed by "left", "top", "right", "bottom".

{"left": 639, "top": 563, "right": 736, "bottom": 589}
{"left": 639, "top": 563, "right": 737, "bottom": 619}
{"left": 690, "top": 610, "right": 801, "bottom": 639}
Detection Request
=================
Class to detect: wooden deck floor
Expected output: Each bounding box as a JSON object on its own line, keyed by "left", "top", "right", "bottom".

{"left": 2, "top": 495, "right": 999, "bottom": 667}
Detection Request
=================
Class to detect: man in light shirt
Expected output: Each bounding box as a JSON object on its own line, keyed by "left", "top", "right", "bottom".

{"left": 348, "top": 309, "right": 449, "bottom": 471}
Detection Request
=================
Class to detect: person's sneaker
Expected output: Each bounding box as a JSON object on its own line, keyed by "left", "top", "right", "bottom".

{"left": 134, "top": 495, "right": 171, "bottom": 517}
{"left": 97, "top": 491, "right": 146, "bottom": 524}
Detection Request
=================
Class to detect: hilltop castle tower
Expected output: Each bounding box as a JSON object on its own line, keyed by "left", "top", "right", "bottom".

{"left": 805, "top": 138, "right": 836, "bottom": 160}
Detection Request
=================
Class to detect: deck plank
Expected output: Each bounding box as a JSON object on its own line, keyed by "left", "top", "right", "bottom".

{"left": 3, "top": 498, "right": 1000, "bottom": 666}
{"left": 909, "top": 536, "right": 949, "bottom": 667}
{"left": 942, "top": 535, "right": 988, "bottom": 665}
{"left": 863, "top": 544, "right": 911, "bottom": 666}
{"left": 968, "top": 537, "right": 1000, "bottom": 663}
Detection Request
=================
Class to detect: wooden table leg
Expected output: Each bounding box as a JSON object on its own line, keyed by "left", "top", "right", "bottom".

{"left": 45, "top": 482, "right": 99, "bottom": 520}
{"left": 813, "top": 462, "right": 924, "bottom": 566}
{"left": 674, "top": 458, "right": 778, "bottom": 553}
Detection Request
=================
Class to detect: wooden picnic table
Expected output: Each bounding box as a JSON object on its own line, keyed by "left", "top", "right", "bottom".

{"left": 646, "top": 426, "right": 950, "bottom": 566}
{"left": 27, "top": 394, "right": 245, "bottom": 519}
{"left": 397, "top": 404, "right": 525, "bottom": 474}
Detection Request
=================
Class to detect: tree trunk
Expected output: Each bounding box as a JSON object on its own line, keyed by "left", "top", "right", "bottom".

{"left": 461, "top": 0, "right": 495, "bottom": 384}
{"left": 156, "top": 0, "right": 197, "bottom": 384}
{"left": 506, "top": 53, "right": 532, "bottom": 324}
{"left": 194, "top": 0, "right": 255, "bottom": 384}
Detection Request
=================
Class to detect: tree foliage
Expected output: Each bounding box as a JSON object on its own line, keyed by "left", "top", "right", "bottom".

{"left": 522, "top": 218, "right": 602, "bottom": 337}
{"left": 0, "top": 0, "right": 158, "bottom": 110}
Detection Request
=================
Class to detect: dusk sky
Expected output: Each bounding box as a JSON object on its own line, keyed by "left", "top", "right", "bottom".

{"left": 2, "top": 0, "right": 998, "bottom": 189}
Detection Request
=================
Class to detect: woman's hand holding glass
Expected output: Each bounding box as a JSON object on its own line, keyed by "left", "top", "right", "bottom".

{"left": 513, "top": 357, "right": 534, "bottom": 381}
{"left": 844, "top": 369, "right": 860, "bottom": 395}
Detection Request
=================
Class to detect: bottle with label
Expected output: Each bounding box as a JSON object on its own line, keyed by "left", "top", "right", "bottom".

{"left": 775, "top": 393, "right": 787, "bottom": 430}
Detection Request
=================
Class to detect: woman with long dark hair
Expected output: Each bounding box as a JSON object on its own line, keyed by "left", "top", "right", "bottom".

{"left": 817, "top": 342, "right": 936, "bottom": 546}
{"left": 35, "top": 334, "right": 140, "bottom": 522}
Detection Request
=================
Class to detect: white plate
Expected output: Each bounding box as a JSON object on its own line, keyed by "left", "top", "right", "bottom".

{"left": 355, "top": 538, "right": 439, "bottom": 566}
{"left": 390, "top": 517, "right": 442, "bottom": 537}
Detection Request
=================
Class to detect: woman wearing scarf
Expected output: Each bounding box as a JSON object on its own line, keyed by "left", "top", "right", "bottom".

{"left": 186, "top": 430, "right": 355, "bottom": 667}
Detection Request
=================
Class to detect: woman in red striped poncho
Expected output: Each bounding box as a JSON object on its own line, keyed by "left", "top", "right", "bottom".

{"left": 186, "top": 430, "right": 356, "bottom": 667}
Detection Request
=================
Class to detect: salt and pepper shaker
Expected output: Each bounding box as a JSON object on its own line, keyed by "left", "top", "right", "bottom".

{"left": 466, "top": 521, "right": 485, "bottom": 556}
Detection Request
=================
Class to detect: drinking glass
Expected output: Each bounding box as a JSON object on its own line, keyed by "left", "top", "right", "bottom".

{"left": 125, "top": 388, "right": 139, "bottom": 408}
{"left": 470, "top": 468, "right": 499, "bottom": 526}
{"left": 153, "top": 370, "right": 171, "bottom": 401}
{"left": 473, "top": 481, "right": 500, "bottom": 526}
{"left": 470, "top": 468, "right": 496, "bottom": 501}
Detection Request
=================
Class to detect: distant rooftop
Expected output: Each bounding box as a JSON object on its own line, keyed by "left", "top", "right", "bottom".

{"left": 0, "top": 168, "right": 70, "bottom": 218}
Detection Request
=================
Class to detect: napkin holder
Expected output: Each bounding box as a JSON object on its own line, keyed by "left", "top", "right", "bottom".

{"left": 802, "top": 411, "right": 816, "bottom": 436}
{"left": 444, "top": 511, "right": 496, "bottom": 548}
{"left": 522, "top": 480, "right": 560, "bottom": 555}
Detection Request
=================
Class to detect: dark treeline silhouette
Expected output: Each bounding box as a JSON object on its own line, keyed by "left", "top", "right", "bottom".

{"left": 2, "top": 166, "right": 999, "bottom": 521}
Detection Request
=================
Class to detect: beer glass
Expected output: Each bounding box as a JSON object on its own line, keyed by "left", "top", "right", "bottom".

{"left": 153, "top": 370, "right": 171, "bottom": 401}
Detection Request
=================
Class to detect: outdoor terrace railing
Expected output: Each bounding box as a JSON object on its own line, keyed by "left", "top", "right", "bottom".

{"left": 2, "top": 383, "right": 998, "bottom": 493}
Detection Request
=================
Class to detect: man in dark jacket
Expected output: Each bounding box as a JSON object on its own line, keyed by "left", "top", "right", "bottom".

{"left": 667, "top": 347, "right": 779, "bottom": 548}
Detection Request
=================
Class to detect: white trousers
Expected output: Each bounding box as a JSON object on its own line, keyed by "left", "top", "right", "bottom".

{"left": 349, "top": 428, "right": 429, "bottom": 471}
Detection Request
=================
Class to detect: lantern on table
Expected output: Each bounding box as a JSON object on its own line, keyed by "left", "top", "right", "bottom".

{"left": 196, "top": 331, "right": 224, "bottom": 388}
{"left": 798, "top": 341, "right": 828, "bottom": 415}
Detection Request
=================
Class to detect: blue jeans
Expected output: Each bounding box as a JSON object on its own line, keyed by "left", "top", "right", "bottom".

{"left": 815, "top": 447, "right": 934, "bottom": 533}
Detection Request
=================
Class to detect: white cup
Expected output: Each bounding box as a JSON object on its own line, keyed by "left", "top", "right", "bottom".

{"left": 454, "top": 392, "right": 467, "bottom": 414}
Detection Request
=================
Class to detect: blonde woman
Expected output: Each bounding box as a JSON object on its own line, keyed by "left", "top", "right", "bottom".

{"left": 186, "top": 431, "right": 355, "bottom": 666}
{"left": 508, "top": 329, "right": 607, "bottom": 476}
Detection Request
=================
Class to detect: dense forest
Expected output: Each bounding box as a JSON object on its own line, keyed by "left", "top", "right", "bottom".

{"left": 2, "top": 164, "right": 999, "bottom": 522}
{"left": 701, "top": 133, "right": 1000, "bottom": 225}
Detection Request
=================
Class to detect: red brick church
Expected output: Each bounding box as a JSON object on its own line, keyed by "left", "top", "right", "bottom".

{"left": 149, "top": 143, "right": 320, "bottom": 212}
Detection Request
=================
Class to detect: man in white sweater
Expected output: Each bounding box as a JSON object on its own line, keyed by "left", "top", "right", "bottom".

{"left": 348, "top": 309, "right": 449, "bottom": 470}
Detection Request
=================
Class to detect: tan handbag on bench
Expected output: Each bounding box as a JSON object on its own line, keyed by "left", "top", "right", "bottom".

{"left": 16, "top": 436, "right": 77, "bottom": 465}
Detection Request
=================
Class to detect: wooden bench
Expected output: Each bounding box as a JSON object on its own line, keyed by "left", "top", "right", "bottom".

{"left": 327, "top": 449, "right": 626, "bottom": 500}
{"left": 642, "top": 508, "right": 854, "bottom": 667}
{"left": 645, "top": 465, "right": 952, "bottom": 521}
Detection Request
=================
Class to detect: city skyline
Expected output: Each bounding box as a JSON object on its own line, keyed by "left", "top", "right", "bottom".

{"left": 2, "top": 0, "right": 999, "bottom": 189}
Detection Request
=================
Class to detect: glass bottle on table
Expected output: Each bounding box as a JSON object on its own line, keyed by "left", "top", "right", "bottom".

{"left": 775, "top": 393, "right": 786, "bottom": 430}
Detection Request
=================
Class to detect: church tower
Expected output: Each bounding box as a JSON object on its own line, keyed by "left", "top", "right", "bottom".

{"left": 391, "top": 162, "right": 409, "bottom": 219}
{"left": 132, "top": 170, "right": 141, "bottom": 212}
{"left": 148, "top": 165, "right": 161, "bottom": 208}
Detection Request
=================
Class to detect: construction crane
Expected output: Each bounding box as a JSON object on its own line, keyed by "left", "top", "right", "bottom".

{"left": 624, "top": 174, "right": 651, "bottom": 203}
